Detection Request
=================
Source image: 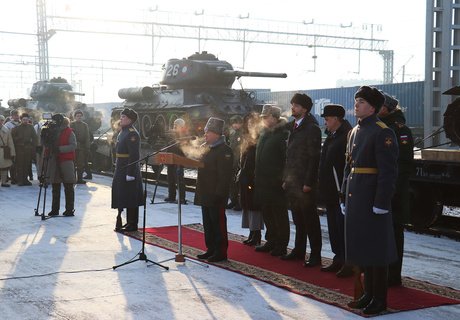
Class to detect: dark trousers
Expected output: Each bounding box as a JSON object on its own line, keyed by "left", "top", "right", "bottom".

{"left": 126, "top": 207, "right": 139, "bottom": 226}
{"left": 167, "top": 165, "right": 185, "bottom": 201}
{"left": 15, "top": 149, "right": 32, "bottom": 184}
{"left": 51, "top": 183, "right": 75, "bottom": 211}
{"left": 325, "top": 201, "right": 345, "bottom": 262}
{"left": 201, "top": 206, "right": 228, "bottom": 257}
{"left": 288, "top": 192, "right": 322, "bottom": 257}
{"left": 261, "top": 204, "right": 290, "bottom": 249}
{"left": 228, "top": 166, "right": 240, "bottom": 205}
{"left": 389, "top": 223, "right": 404, "bottom": 282}
{"left": 363, "top": 266, "right": 389, "bottom": 303}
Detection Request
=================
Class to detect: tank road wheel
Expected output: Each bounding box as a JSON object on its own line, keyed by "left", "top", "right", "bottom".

{"left": 409, "top": 184, "right": 442, "bottom": 228}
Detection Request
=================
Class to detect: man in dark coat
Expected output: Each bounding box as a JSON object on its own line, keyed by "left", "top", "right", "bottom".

{"left": 254, "top": 105, "right": 290, "bottom": 256}
{"left": 11, "top": 113, "right": 38, "bottom": 186}
{"left": 111, "top": 108, "right": 144, "bottom": 232}
{"left": 282, "top": 93, "right": 322, "bottom": 267}
{"left": 194, "top": 117, "right": 233, "bottom": 262}
{"left": 378, "top": 93, "right": 414, "bottom": 287}
{"left": 342, "top": 86, "right": 398, "bottom": 315}
{"left": 318, "top": 104, "right": 353, "bottom": 277}
{"left": 226, "top": 115, "right": 243, "bottom": 211}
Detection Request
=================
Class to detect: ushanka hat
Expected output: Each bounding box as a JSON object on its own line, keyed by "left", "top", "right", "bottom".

{"left": 121, "top": 108, "right": 138, "bottom": 122}
{"left": 204, "top": 117, "right": 224, "bottom": 135}
{"left": 354, "top": 86, "right": 385, "bottom": 112}
{"left": 382, "top": 92, "right": 399, "bottom": 111}
{"left": 321, "top": 104, "right": 345, "bottom": 118}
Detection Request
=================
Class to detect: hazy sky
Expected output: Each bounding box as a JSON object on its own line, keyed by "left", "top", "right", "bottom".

{"left": 0, "top": 0, "right": 425, "bottom": 103}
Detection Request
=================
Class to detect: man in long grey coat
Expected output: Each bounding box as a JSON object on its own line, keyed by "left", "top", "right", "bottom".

{"left": 342, "top": 86, "right": 398, "bottom": 315}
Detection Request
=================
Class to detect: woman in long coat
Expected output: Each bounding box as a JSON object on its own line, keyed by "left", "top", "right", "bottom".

{"left": 0, "top": 115, "right": 16, "bottom": 187}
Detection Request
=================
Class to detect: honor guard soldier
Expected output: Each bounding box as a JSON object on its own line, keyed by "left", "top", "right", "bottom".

{"left": 194, "top": 117, "right": 234, "bottom": 262}
{"left": 70, "top": 109, "right": 91, "bottom": 184}
{"left": 378, "top": 93, "right": 414, "bottom": 287}
{"left": 111, "top": 108, "right": 144, "bottom": 232}
{"left": 342, "top": 86, "right": 399, "bottom": 315}
{"left": 11, "top": 113, "right": 38, "bottom": 186}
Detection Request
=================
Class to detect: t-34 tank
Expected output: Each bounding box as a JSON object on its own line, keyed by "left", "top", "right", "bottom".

{"left": 109, "top": 51, "right": 287, "bottom": 155}
{"left": 7, "top": 77, "right": 102, "bottom": 133}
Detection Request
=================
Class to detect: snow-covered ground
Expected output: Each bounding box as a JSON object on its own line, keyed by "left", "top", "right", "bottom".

{"left": 0, "top": 173, "right": 459, "bottom": 320}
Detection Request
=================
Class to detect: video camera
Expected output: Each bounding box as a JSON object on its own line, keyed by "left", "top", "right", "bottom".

{"left": 40, "top": 112, "right": 62, "bottom": 149}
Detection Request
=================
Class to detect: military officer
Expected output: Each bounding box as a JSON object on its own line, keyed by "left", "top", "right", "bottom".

{"left": 342, "top": 86, "right": 398, "bottom": 315}
{"left": 378, "top": 93, "right": 414, "bottom": 287}
{"left": 70, "top": 109, "right": 91, "bottom": 184}
{"left": 11, "top": 113, "right": 38, "bottom": 186}
{"left": 111, "top": 108, "right": 144, "bottom": 232}
{"left": 194, "top": 117, "right": 234, "bottom": 262}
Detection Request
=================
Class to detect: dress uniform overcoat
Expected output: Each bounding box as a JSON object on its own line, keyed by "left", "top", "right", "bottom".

{"left": 342, "top": 114, "right": 398, "bottom": 267}
{"left": 111, "top": 125, "right": 143, "bottom": 209}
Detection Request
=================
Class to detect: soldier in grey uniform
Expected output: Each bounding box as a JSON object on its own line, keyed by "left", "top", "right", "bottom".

{"left": 342, "top": 86, "right": 399, "bottom": 315}
{"left": 11, "top": 113, "right": 38, "bottom": 186}
{"left": 70, "top": 109, "right": 91, "bottom": 184}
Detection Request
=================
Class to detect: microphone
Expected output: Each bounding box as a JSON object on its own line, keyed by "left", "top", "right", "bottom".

{"left": 175, "top": 136, "right": 197, "bottom": 141}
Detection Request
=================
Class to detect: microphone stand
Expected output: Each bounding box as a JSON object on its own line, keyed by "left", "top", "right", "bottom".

{"left": 113, "top": 142, "right": 182, "bottom": 271}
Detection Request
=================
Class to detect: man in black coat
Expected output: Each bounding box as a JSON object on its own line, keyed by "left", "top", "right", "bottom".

{"left": 227, "top": 115, "right": 243, "bottom": 211}
{"left": 343, "top": 86, "right": 398, "bottom": 315}
{"left": 282, "top": 93, "right": 322, "bottom": 267}
{"left": 254, "top": 105, "right": 290, "bottom": 256}
{"left": 318, "top": 104, "right": 353, "bottom": 277}
{"left": 378, "top": 93, "right": 414, "bottom": 287}
{"left": 194, "top": 117, "right": 234, "bottom": 262}
{"left": 111, "top": 108, "right": 144, "bottom": 232}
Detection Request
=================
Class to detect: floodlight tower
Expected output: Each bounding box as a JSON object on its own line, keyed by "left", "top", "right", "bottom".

{"left": 36, "top": 0, "right": 50, "bottom": 80}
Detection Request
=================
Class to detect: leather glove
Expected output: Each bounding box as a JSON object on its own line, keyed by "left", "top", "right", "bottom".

{"left": 126, "top": 175, "right": 135, "bottom": 182}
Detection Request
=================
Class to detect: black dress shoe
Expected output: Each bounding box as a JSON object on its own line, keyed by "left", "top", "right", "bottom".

{"left": 197, "top": 251, "right": 214, "bottom": 259}
{"left": 255, "top": 243, "right": 274, "bottom": 252}
{"left": 347, "top": 293, "right": 372, "bottom": 309}
{"left": 48, "top": 210, "right": 59, "bottom": 216}
{"left": 336, "top": 265, "right": 354, "bottom": 278}
{"left": 243, "top": 231, "right": 254, "bottom": 245}
{"left": 321, "top": 261, "right": 342, "bottom": 272}
{"left": 121, "top": 224, "right": 138, "bottom": 232}
{"left": 270, "top": 246, "right": 287, "bottom": 257}
{"left": 1, "top": 183, "right": 10, "bottom": 187}
{"left": 281, "top": 251, "right": 304, "bottom": 261}
{"left": 304, "top": 255, "right": 321, "bottom": 267}
{"left": 83, "top": 174, "right": 93, "bottom": 180}
{"left": 207, "top": 254, "right": 227, "bottom": 262}
{"left": 76, "top": 180, "right": 87, "bottom": 184}
{"left": 363, "top": 298, "right": 387, "bottom": 315}
{"left": 63, "top": 209, "right": 75, "bottom": 216}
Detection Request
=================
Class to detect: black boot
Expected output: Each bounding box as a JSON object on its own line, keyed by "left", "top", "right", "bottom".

{"left": 115, "top": 209, "right": 123, "bottom": 231}
{"left": 363, "top": 266, "right": 388, "bottom": 315}
{"left": 49, "top": 183, "right": 61, "bottom": 216}
{"left": 348, "top": 266, "right": 374, "bottom": 309}
{"left": 63, "top": 183, "right": 75, "bottom": 216}
{"left": 243, "top": 231, "right": 254, "bottom": 244}
{"left": 248, "top": 230, "right": 261, "bottom": 246}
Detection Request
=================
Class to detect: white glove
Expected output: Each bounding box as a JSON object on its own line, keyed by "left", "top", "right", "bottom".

{"left": 126, "top": 175, "right": 135, "bottom": 182}
{"left": 340, "top": 203, "right": 346, "bottom": 215}
{"left": 373, "top": 206, "right": 389, "bottom": 214}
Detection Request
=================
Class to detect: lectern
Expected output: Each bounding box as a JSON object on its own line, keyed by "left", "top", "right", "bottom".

{"left": 154, "top": 152, "right": 203, "bottom": 262}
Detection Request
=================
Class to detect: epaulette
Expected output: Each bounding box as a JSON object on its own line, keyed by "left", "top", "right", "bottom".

{"left": 129, "top": 128, "right": 135, "bottom": 132}
{"left": 376, "top": 121, "right": 388, "bottom": 129}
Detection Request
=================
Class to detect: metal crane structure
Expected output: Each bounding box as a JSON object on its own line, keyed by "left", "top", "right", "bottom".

{"left": 36, "top": 0, "right": 50, "bottom": 80}
{"left": 37, "top": 6, "right": 393, "bottom": 83}
{"left": 424, "top": 0, "right": 460, "bottom": 146}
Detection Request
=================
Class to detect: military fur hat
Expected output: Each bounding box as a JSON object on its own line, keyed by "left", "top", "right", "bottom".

{"left": 382, "top": 92, "right": 399, "bottom": 111}
{"left": 204, "top": 117, "right": 225, "bottom": 135}
{"left": 260, "top": 104, "right": 281, "bottom": 119}
{"left": 354, "top": 86, "right": 385, "bottom": 112}
{"left": 73, "top": 109, "right": 83, "bottom": 116}
{"left": 290, "top": 93, "right": 313, "bottom": 111}
{"left": 321, "top": 104, "right": 345, "bottom": 118}
{"left": 121, "top": 108, "right": 138, "bottom": 122}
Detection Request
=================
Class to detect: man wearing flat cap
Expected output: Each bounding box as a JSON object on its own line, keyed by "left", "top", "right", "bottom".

{"left": 11, "top": 113, "right": 38, "bottom": 186}
{"left": 111, "top": 108, "right": 144, "bottom": 232}
{"left": 378, "top": 92, "right": 414, "bottom": 287}
{"left": 194, "top": 117, "right": 233, "bottom": 262}
{"left": 282, "top": 93, "right": 322, "bottom": 268}
{"left": 342, "top": 86, "right": 398, "bottom": 315}
{"left": 318, "top": 104, "right": 353, "bottom": 277}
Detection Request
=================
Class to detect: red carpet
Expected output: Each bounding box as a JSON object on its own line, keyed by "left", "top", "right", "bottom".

{"left": 123, "top": 224, "right": 460, "bottom": 316}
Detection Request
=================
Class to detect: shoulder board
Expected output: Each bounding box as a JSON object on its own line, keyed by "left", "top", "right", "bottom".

{"left": 129, "top": 128, "right": 135, "bottom": 132}
{"left": 376, "top": 121, "right": 388, "bottom": 129}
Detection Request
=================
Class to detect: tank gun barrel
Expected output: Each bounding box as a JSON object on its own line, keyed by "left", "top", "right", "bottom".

{"left": 62, "top": 90, "right": 85, "bottom": 96}
{"left": 221, "top": 69, "right": 287, "bottom": 78}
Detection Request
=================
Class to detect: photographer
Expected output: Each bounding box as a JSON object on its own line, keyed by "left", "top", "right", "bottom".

{"left": 45, "top": 114, "right": 77, "bottom": 217}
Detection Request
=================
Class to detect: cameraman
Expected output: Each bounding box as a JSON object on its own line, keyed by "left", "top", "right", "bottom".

{"left": 45, "top": 114, "right": 77, "bottom": 216}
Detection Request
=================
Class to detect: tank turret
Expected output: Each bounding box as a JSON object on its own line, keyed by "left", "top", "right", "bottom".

{"left": 160, "top": 51, "right": 286, "bottom": 89}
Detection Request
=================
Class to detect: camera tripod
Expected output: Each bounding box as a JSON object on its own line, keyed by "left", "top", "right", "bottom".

{"left": 34, "top": 151, "right": 52, "bottom": 220}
